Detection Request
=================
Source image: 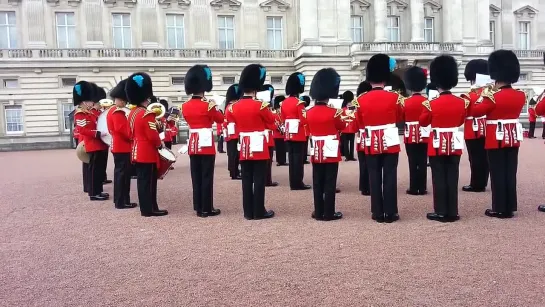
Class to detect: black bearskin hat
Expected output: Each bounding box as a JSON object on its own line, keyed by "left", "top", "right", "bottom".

{"left": 184, "top": 65, "right": 213, "bottom": 95}
{"left": 430, "top": 55, "right": 459, "bottom": 90}
{"left": 225, "top": 84, "right": 240, "bottom": 105}
{"left": 310, "top": 68, "right": 341, "bottom": 101}
{"left": 125, "top": 72, "right": 154, "bottom": 105}
{"left": 72, "top": 81, "right": 95, "bottom": 106}
{"left": 159, "top": 99, "right": 169, "bottom": 110}
{"left": 273, "top": 95, "right": 285, "bottom": 109}
{"left": 261, "top": 84, "right": 275, "bottom": 102}
{"left": 404, "top": 66, "right": 428, "bottom": 92}
{"left": 342, "top": 91, "right": 354, "bottom": 102}
{"left": 92, "top": 84, "right": 107, "bottom": 103}
{"left": 285, "top": 72, "right": 305, "bottom": 96}
{"left": 239, "top": 64, "right": 267, "bottom": 92}
{"left": 388, "top": 74, "right": 407, "bottom": 96}
{"left": 488, "top": 50, "right": 520, "bottom": 84}
{"left": 109, "top": 79, "right": 128, "bottom": 101}
{"left": 356, "top": 81, "right": 372, "bottom": 96}
{"left": 464, "top": 59, "right": 488, "bottom": 82}
{"left": 366, "top": 54, "right": 391, "bottom": 83}
{"left": 301, "top": 95, "right": 311, "bottom": 107}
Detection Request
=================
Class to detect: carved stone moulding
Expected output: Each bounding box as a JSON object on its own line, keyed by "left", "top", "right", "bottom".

{"left": 103, "top": 0, "right": 137, "bottom": 8}
{"left": 387, "top": 0, "right": 408, "bottom": 12}
{"left": 46, "top": 0, "right": 82, "bottom": 7}
{"left": 489, "top": 4, "right": 501, "bottom": 17}
{"left": 350, "top": 0, "right": 371, "bottom": 12}
{"left": 423, "top": 0, "right": 441, "bottom": 13}
{"left": 7, "top": 0, "right": 21, "bottom": 6}
{"left": 210, "top": 0, "right": 241, "bottom": 11}
{"left": 158, "top": 0, "right": 191, "bottom": 9}
{"left": 259, "top": 0, "right": 290, "bottom": 12}
{"left": 514, "top": 5, "right": 538, "bottom": 19}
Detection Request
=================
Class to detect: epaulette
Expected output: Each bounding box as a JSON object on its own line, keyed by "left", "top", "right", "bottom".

{"left": 260, "top": 101, "right": 270, "bottom": 110}
{"left": 296, "top": 99, "right": 305, "bottom": 106}
{"left": 207, "top": 100, "right": 216, "bottom": 111}
{"left": 334, "top": 108, "right": 343, "bottom": 118}
{"left": 396, "top": 93, "right": 405, "bottom": 107}
{"left": 351, "top": 98, "right": 360, "bottom": 108}
{"left": 461, "top": 97, "right": 470, "bottom": 109}
{"left": 479, "top": 87, "right": 497, "bottom": 104}
{"left": 422, "top": 100, "right": 431, "bottom": 111}
{"left": 112, "top": 107, "right": 125, "bottom": 113}
{"left": 74, "top": 108, "right": 86, "bottom": 115}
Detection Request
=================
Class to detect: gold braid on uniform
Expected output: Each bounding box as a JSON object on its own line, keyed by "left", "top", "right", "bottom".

{"left": 422, "top": 100, "right": 432, "bottom": 111}
{"left": 260, "top": 101, "right": 270, "bottom": 110}
{"left": 461, "top": 97, "right": 470, "bottom": 109}
{"left": 479, "top": 87, "right": 497, "bottom": 104}
{"left": 207, "top": 101, "right": 216, "bottom": 111}
{"left": 334, "top": 108, "right": 343, "bottom": 118}
{"left": 396, "top": 93, "right": 405, "bottom": 107}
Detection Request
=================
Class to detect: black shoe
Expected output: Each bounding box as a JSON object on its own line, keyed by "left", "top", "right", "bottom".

{"left": 90, "top": 195, "right": 108, "bottom": 201}
{"left": 100, "top": 192, "right": 109, "bottom": 198}
{"left": 445, "top": 215, "right": 460, "bottom": 222}
{"left": 539, "top": 205, "right": 545, "bottom": 212}
{"left": 349, "top": 158, "right": 357, "bottom": 161}
{"left": 231, "top": 175, "right": 242, "bottom": 180}
{"left": 372, "top": 213, "right": 385, "bottom": 223}
{"left": 361, "top": 190, "right": 370, "bottom": 196}
{"left": 418, "top": 190, "right": 428, "bottom": 195}
{"left": 103, "top": 179, "right": 112, "bottom": 184}
{"left": 462, "top": 185, "right": 485, "bottom": 192}
{"left": 304, "top": 161, "right": 310, "bottom": 164}
{"left": 115, "top": 203, "right": 137, "bottom": 209}
{"left": 254, "top": 210, "right": 275, "bottom": 220}
{"left": 196, "top": 212, "right": 208, "bottom": 218}
{"left": 335, "top": 188, "right": 341, "bottom": 193}
{"left": 219, "top": 151, "right": 226, "bottom": 153}
{"left": 485, "top": 209, "right": 503, "bottom": 218}
{"left": 292, "top": 184, "right": 311, "bottom": 190}
{"left": 142, "top": 210, "right": 169, "bottom": 217}
{"left": 311, "top": 211, "right": 323, "bottom": 220}
{"left": 244, "top": 215, "right": 253, "bottom": 220}
{"left": 427, "top": 212, "right": 448, "bottom": 222}
{"left": 323, "top": 212, "right": 343, "bottom": 221}
{"left": 266, "top": 182, "right": 279, "bottom": 187}
{"left": 384, "top": 213, "right": 399, "bottom": 223}
{"left": 276, "top": 163, "right": 287, "bottom": 166}
{"left": 406, "top": 189, "right": 419, "bottom": 196}
{"left": 202, "top": 208, "right": 221, "bottom": 217}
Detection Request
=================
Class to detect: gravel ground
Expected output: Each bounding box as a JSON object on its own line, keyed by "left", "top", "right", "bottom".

{"left": 1, "top": 137, "right": 545, "bottom": 307}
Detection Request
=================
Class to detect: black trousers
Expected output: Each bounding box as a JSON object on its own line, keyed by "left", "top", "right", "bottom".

{"left": 341, "top": 133, "right": 356, "bottom": 159}
{"left": 529, "top": 122, "right": 536, "bottom": 137}
{"left": 287, "top": 141, "right": 306, "bottom": 188}
{"left": 465, "top": 138, "right": 489, "bottom": 189}
{"left": 274, "top": 138, "right": 287, "bottom": 165}
{"left": 82, "top": 162, "right": 89, "bottom": 193}
{"left": 312, "top": 163, "right": 339, "bottom": 218}
{"left": 487, "top": 148, "right": 519, "bottom": 213}
{"left": 226, "top": 139, "right": 240, "bottom": 179}
{"left": 98, "top": 150, "right": 109, "bottom": 182}
{"left": 87, "top": 151, "right": 105, "bottom": 197}
{"left": 240, "top": 160, "right": 267, "bottom": 218}
{"left": 266, "top": 147, "right": 274, "bottom": 185}
{"left": 113, "top": 153, "right": 132, "bottom": 206}
{"left": 357, "top": 151, "right": 370, "bottom": 193}
{"left": 405, "top": 143, "right": 428, "bottom": 192}
{"left": 189, "top": 155, "right": 216, "bottom": 213}
{"left": 542, "top": 124, "right": 545, "bottom": 138}
{"left": 303, "top": 137, "right": 310, "bottom": 162}
{"left": 366, "top": 153, "right": 399, "bottom": 215}
{"left": 135, "top": 162, "right": 158, "bottom": 215}
{"left": 217, "top": 136, "right": 224, "bottom": 152}
{"left": 164, "top": 141, "right": 172, "bottom": 149}
{"left": 429, "top": 155, "right": 461, "bottom": 217}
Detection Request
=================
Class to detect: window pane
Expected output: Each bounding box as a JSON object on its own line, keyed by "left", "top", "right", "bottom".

{"left": 113, "top": 28, "right": 122, "bottom": 48}
{"left": 122, "top": 14, "right": 130, "bottom": 27}
{"left": 226, "top": 17, "right": 234, "bottom": 28}
{"left": 9, "top": 25, "right": 17, "bottom": 48}
{"left": 56, "top": 13, "right": 64, "bottom": 26}
{"left": 67, "top": 13, "right": 74, "bottom": 25}
{"left": 275, "top": 30, "right": 282, "bottom": 49}
{"left": 112, "top": 14, "right": 121, "bottom": 27}
{"left": 227, "top": 29, "right": 234, "bottom": 48}
{"left": 7, "top": 12, "right": 15, "bottom": 25}
{"left": 177, "top": 28, "right": 184, "bottom": 48}
{"left": 218, "top": 16, "right": 225, "bottom": 28}
{"left": 166, "top": 14, "right": 174, "bottom": 27}
{"left": 267, "top": 17, "right": 273, "bottom": 28}
{"left": 123, "top": 27, "right": 131, "bottom": 47}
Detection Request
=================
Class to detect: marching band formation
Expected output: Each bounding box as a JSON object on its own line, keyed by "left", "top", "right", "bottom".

{"left": 73, "top": 49, "right": 545, "bottom": 222}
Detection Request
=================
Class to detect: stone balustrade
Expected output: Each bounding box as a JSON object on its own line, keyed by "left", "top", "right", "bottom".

{"left": 351, "top": 42, "right": 465, "bottom": 54}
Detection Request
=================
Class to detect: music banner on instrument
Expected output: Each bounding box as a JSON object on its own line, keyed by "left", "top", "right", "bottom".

{"left": 328, "top": 99, "right": 343, "bottom": 109}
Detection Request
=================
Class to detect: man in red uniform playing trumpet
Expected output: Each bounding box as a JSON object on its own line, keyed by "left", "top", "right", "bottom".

{"left": 354, "top": 81, "right": 372, "bottom": 196}
{"left": 126, "top": 73, "right": 168, "bottom": 217}
{"left": 471, "top": 50, "right": 526, "bottom": 219}
{"left": 306, "top": 68, "right": 345, "bottom": 221}
{"left": 419, "top": 55, "right": 469, "bottom": 222}
{"left": 181, "top": 65, "right": 224, "bottom": 218}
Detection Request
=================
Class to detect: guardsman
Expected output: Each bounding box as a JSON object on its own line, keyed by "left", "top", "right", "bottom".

{"left": 231, "top": 64, "right": 276, "bottom": 220}
{"left": 261, "top": 84, "right": 279, "bottom": 187}
{"left": 281, "top": 72, "right": 311, "bottom": 190}
{"left": 301, "top": 95, "right": 312, "bottom": 165}
{"left": 461, "top": 59, "right": 489, "bottom": 193}
{"left": 419, "top": 55, "right": 468, "bottom": 222}
{"left": 73, "top": 81, "right": 109, "bottom": 201}
{"left": 216, "top": 110, "right": 226, "bottom": 153}
{"left": 307, "top": 68, "right": 345, "bottom": 221}
{"left": 535, "top": 86, "right": 545, "bottom": 212}
{"left": 355, "top": 54, "right": 404, "bottom": 223}
{"left": 159, "top": 99, "right": 175, "bottom": 149}
{"left": 273, "top": 95, "right": 287, "bottom": 166}
{"left": 340, "top": 91, "right": 357, "bottom": 161}
{"left": 91, "top": 84, "right": 112, "bottom": 185}
{"left": 354, "top": 81, "right": 372, "bottom": 196}
{"left": 181, "top": 65, "right": 224, "bottom": 218}
{"left": 471, "top": 50, "right": 526, "bottom": 219}
{"left": 402, "top": 66, "right": 429, "bottom": 196}
{"left": 126, "top": 72, "right": 168, "bottom": 217}
{"left": 528, "top": 102, "right": 537, "bottom": 138}
{"left": 107, "top": 79, "right": 137, "bottom": 210}
{"left": 73, "top": 110, "right": 88, "bottom": 194}
{"left": 224, "top": 84, "right": 242, "bottom": 180}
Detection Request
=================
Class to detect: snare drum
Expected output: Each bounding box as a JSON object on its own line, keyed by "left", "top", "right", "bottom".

{"left": 157, "top": 148, "right": 176, "bottom": 179}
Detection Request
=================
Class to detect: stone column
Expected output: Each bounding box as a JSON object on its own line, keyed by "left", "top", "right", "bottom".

{"left": 536, "top": 0, "right": 545, "bottom": 49}
{"left": 410, "top": 0, "right": 424, "bottom": 42}
{"left": 374, "top": 0, "right": 387, "bottom": 42}
{"left": 477, "top": 0, "right": 490, "bottom": 43}
{"left": 83, "top": 0, "right": 103, "bottom": 48}
{"left": 25, "top": 0, "right": 47, "bottom": 48}
{"left": 500, "top": 0, "right": 513, "bottom": 48}
{"left": 450, "top": 0, "right": 463, "bottom": 42}
{"left": 317, "top": 0, "right": 337, "bottom": 41}
{"left": 192, "top": 0, "right": 212, "bottom": 48}
{"left": 300, "top": 0, "right": 318, "bottom": 42}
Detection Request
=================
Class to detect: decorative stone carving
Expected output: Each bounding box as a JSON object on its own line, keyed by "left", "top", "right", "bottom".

{"left": 423, "top": 0, "right": 441, "bottom": 13}
{"left": 45, "top": 0, "right": 82, "bottom": 7}
{"left": 103, "top": 0, "right": 137, "bottom": 8}
{"left": 259, "top": 0, "right": 290, "bottom": 12}
{"left": 7, "top": 0, "right": 21, "bottom": 6}
{"left": 350, "top": 0, "right": 370, "bottom": 12}
{"left": 210, "top": 0, "right": 241, "bottom": 11}
{"left": 158, "top": 0, "right": 191, "bottom": 9}
{"left": 514, "top": 5, "right": 538, "bottom": 19}
{"left": 387, "top": 0, "right": 408, "bottom": 12}
{"left": 489, "top": 4, "right": 501, "bottom": 17}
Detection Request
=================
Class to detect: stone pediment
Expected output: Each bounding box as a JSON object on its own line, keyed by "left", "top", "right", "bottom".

{"left": 387, "top": 0, "right": 408, "bottom": 11}
{"left": 423, "top": 0, "right": 441, "bottom": 13}
{"left": 103, "top": 0, "right": 137, "bottom": 8}
{"left": 514, "top": 5, "right": 538, "bottom": 18}
{"left": 158, "top": 0, "right": 190, "bottom": 9}
{"left": 350, "top": 0, "right": 371, "bottom": 11}
{"left": 489, "top": 4, "right": 501, "bottom": 17}
{"left": 210, "top": 0, "right": 241, "bottom": 11}
{"left": 259, "top": 0, "right": 290, "bottom": 12}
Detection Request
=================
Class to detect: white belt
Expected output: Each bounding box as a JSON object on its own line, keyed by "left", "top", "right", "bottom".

{"left": 285, "top": 119, "right": 300, "bottom": 124}
{"left": 434, "top": 127, "right": 459, "bottom": 133}
{"left": 265, "top": 129, "right": 271, "bottom": 133}
{"left": 366, "top": 123, "right": 396, "bottom": 131}
{"left": 466, "top": 116, "right": 486, "bottom": 120}
{"left": 239, "top": 131, "right": 266, "bottom": 137}
{"left": 486, "top": 119, "right": 519, "bottom": 125}
{"left": 312, "top": 135, "right": 336, "bottom": 141}
{"left": 189, "top": 128, "right": 212, "bottom": 133}
{"left": 405, "top": 121, "right": 418, "bottom": 125}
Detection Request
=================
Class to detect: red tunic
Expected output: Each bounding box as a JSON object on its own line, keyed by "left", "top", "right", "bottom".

{"left": 306, "top": 105, "right": 345, "bottom": 163}
{"left": 159, "top": 117, "right": 174, "bottom": 142}
{"left": 129, "top": 107, "right": 162, "bottom": 165}
{"left": 231, "top": 97, "right": 275, "bottom": 161}
{"left": 355, "top": 89, "right": 404, "bottom": 155}
{"left": 74, "top": 107, "right": 108, "bottom": 152}
{"left": 419, "top": 93, "right": 468, "bottom": 156}
{"left": 341, "top": 107, "right": 357, "bottom": 134}
{"left": 265, "top": 107, "right": 276, "bottom": 147}
{"left": 471, "top": 86, "right": 526, "bottom": 149}
{"left": 528, "top": 107, "right": 537, "bottom": 122}
{"left": 403, "top": 94, "right": 429, "bottom": 144}
{"left": 461, "top": 87, "right": 486, "bottom": 140}
{"left": 225, "top": 102, "right": 239, "bottom": 142}
{"left": 281, "top": 96, "right": 307, "bottom": 142}
{"left": 535, "top": 92, "right": 545, "bottom": 116}
{"left": 272, "top": 111, "right": 284, "bottom": 139}
{"left": 181, "top": 97, "right": 224, "bottom": 155}
{"left": 107, "top": 106, "right": 131, "bottom": 153}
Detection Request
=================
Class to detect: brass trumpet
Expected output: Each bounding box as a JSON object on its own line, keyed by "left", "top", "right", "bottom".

{"left": 341, "top": 109, "right": 356, "bottom": 123}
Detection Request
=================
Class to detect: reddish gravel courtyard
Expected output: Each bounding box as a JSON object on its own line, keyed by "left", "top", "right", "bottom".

{"left": 1, "top": 137, "right": 545, "bottom": 307}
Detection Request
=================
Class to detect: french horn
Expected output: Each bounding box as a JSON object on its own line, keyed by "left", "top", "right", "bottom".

{"left": 147, "top": 102, "right": 166, "bottom": 119}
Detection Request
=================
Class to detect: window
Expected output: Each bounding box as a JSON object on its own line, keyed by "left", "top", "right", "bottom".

{"left": 424, "top": 18, "right": 434, "bottom": 42}
{"left": 61, "top": 77, "right": 77, "bottom": 87}
{"left": 222, "top": 76, "right": 235, "bottom": 84}
{"left": 166, "top": 14, "right": 185, "bottom": 48}
{"left": 4, "top": 105, "right": 23, "bottom": 133}
{"left": 387, "top": 16, "right": 400, "bottom": 42}
{"left": 266, "top": 16, "right": 283, "bottom": 50}
{"left": 56, "top": 12, "right": 76, "bottom": 48}
{"left": 271, "top": 76, "right": 283, "bottom": 84}
{"left": 217, "top": 16, "right": 235, "bottom": 49}
{"left": 350, "top": 15, "right": 364, "bottom": 43}
{"left": 519, "top": 73, "right": 529, "bottom": 81}
{"left": 489, "top": 20, "right": 496, "bottom": 47}
{"left": 171, "top": 76, "right": 185, "bottom": 85}
{"left": 3, "top": 79, "right": 18, "bottom": 88}
{"left": 0, "top": 11, "right": 17, "bottom": 49}
{"left": 62, "top": 104, "right": 74, "bottom": 131}
{"left": 112, "top": 13, "right": 132, "bottom": 48}
{"left": 518, "top": 21, "right": 530, "bottom": 49}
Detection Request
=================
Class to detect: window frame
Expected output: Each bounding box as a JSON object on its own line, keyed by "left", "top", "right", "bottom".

{"left": 424, "top": 17, "right": 434, "bottom": 43}
{"left": 350, "top": 15, "right": 364, "bottom": 43}
{"left": 217, "top": 15, "right": 235, "bottom": 50}
{"left": 266, "top": 16, "right": 283, "bottom": 50}
{"left": 4, "top": 104, "right": 24, "bottom": 135}
{"left": 166, "top": 13, "right": 185, "bottom": 49}
{"left": 61, "top": 103, "right": 75, "bottom": 132}
{"left": 222, "top": 76, "right": 236, "bottom": 85}
{"left": 0, "top": 11, "right": 17, "bottom": 49}
{"left": 112, "top": 13, "right": 132, "bottom": 49}
{"left": 518, "top": 21, "right": 531, "bottom": 50}
{"left": 387, "top": 15, "right": 400, "bottom": 42}
{"left": 55, "top": 12, "right": 77, "bottom": 49}
{"left": 2, "top": 78, "right": 19, "bottom": 89}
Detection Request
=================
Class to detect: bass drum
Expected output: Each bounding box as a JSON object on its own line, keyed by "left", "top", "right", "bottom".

{"left": 97, "top": 111, "right": 111, "bottom": 146}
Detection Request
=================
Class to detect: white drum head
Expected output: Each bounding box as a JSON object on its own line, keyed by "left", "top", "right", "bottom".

{"left": 159, "top": 148, "right": 176, "bottom": 161}
{"left": 97, "top": 111, "right": 111, "bottom": 146}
